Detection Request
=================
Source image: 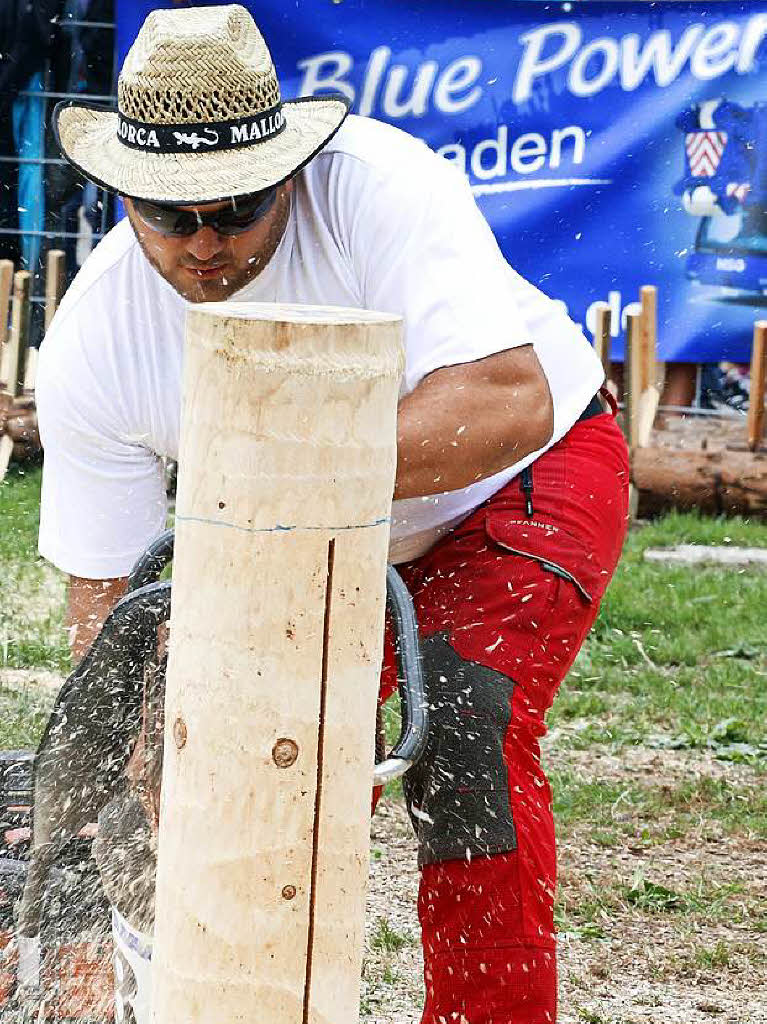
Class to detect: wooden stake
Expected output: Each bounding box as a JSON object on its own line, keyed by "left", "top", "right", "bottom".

{"left": 0, "top": 271, "right": 30, "bottom": 481}
{"left": 0, "top": 260, "right": 14, "bottom": 389}
{"left": 5, "top": 271, "right": 31, "bottom": 399}
{"left": 151, "top": 304, "right": 404, "bottom": 1024}
{"left": 625, "top": 310, "right": 643, "bottom": 453}
{"left": 747, "top": 321, "right": 767, "bottom": 452}
{"left": 594, "top": 302, "right": 612, "bottom": 382}
{"left": 44, "top": 249, "right": 66, "bottom": 333}
{"left": 639, "top": 285, "right": 657, "bottom": 394}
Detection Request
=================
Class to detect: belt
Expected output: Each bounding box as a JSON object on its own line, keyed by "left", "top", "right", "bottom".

{"left": 577, "top": 392, "right": 605, "bottom": 423}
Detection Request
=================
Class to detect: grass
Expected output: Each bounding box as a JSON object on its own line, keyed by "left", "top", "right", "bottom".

{"left": 548, "top": 510, "right": 767, "bottom": 754}
{"left": 0, "top": 465, "right": 69, "bottom": 675}
{"left": 369, "top": 917, "right": 413, "bottom": 953}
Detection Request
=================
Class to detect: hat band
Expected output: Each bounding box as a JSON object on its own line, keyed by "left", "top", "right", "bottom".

{"left": 116, "top": 104, "right": 285, "bottom": 154}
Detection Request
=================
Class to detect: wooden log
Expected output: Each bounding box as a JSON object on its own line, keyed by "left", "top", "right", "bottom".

{"left": 747, "top": 320, "right": 767, "bottom": 452}
{"left": 625, "top": 310, "right": 644, "bottom": 452}
{"left": 633, "top": 445, "right": 767, "bottom": 518}
{"left": 639, "top": 285, "right": 657, "bottom": 394}
{"left": 593, "top": 302, "right": 611, "bottom": 382}
{"left": 0, "top": 259, "right": 14, "bottom": 388}
{"left": 23, "top": 347, "right": 38, "bottom": 394}
{"left": 0, "top": 272, "right": 31, "bottom": 481}
{"left": 151, "top": 304, "right": 404, "bottom": 1024}
{"left": 5, "top": 271, "right": 30, "bottom": 399}
{"left": 44, "top": 249, "right": 66, "bottom": 333}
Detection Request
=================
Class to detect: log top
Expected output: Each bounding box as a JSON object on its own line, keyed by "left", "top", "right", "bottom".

{"left": 190, "top": 301, "right": 402, "bottom": 326}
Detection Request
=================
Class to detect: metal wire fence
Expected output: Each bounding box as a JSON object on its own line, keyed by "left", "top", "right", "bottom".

{"left": 2, "top": 10, "right": 117, "bottom": 348}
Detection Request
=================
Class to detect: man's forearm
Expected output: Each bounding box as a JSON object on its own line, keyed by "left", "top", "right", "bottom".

{"left": 67, "top": 576, "right": 128, "bottom": 664}
{"left": 394, "top": 346, "right": 554, "bottom": 500}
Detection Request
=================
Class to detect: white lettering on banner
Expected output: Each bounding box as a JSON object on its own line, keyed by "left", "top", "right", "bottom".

{"left": 433, "top": 57, "right": 483, "bottom": 113}
{"left": 514, "top": 13, "right": 767, "bottom": 103}
{"left": 510, "top": 133, "right": 548, "bottom": 174}
{"left": 690, "top": 23, "right": 740, "bottom": 79}
{"left": 569, "top": 37, "right": 620, "bottom": 96}
{"left": 297, "top": 48, "right": 484, "bottom": 118}
{"left": 383, "top": 62, "right": 440, "bottom": 117}
{"left": 443, "top": 124, "right": 586, "bottom": 181}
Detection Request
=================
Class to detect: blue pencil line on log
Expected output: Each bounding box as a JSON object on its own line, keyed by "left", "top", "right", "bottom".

{"left": 174, "top": 514, "right": 391, "bottom": 533}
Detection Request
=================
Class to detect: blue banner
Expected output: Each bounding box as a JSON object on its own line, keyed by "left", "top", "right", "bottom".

{"left": 117, "top": 2, "right": 767, "bottom": 362}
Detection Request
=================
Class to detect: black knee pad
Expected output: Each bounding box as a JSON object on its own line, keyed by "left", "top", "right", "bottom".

{"left": 402, "top": 633, "right": 517, "bottom": 867}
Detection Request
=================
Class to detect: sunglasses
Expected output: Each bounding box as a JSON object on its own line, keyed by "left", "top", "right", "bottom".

{"left": 133, "top": 187, "right": 278, "bottom": 237}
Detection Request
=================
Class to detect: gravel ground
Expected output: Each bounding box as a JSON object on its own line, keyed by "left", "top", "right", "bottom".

{"left": 362, "top": 749, "right": 767, "bottom": 1024}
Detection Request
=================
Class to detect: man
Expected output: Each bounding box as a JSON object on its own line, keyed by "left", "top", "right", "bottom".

{"left": 37, "top": 5, "right": 629, "bottom": 1022}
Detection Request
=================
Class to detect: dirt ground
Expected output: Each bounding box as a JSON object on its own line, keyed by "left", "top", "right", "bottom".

{"left": 2, "top": 669, "right": 765, "bottom": 1023}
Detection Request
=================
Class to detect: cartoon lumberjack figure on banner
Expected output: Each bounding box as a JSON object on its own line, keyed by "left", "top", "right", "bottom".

{"left": 32, "top": 6, "right": 628, "bottom": 1022}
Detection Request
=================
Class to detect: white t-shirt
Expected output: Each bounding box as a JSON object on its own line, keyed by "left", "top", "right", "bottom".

{"left": 37, "top": 115, "right": 603, "bottom": 577}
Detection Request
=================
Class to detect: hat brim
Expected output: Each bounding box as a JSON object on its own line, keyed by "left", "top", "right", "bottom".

{"left": 54, "top": 95, "right": 350, "bottom": 204}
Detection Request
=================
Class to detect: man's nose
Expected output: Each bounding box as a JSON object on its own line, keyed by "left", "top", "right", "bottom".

{"left": 184, "top": 226, "right": 225, "bottom": 261}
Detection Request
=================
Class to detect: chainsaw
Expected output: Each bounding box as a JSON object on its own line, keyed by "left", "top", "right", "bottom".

{"left": 1, "top": 529, "right": 427, "bottom": 1021}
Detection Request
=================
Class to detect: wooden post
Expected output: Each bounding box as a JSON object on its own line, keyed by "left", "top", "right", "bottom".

{"left": 593, "top": 302, "right": 612, "bottom": 382}
{"left": 5, "top": 271, "right": 31, "bottom": 399}
{"left": 151, "top": 304, "right": 404, "bottom": 1024}
{"left": 747, "top": 321, "right": 767, "bottom": 452}
{"left": 0, "top": 260, "right": 14, "bottom": 388}
{"left": 0, "top": 271, "right": 31, "bottom": 479}
{"left": 44, "top": 249, "right": 66, "bottom": 333}
{"left": 639, "top": 285, "right": 657, "bottom": 394}
{"left": 635, "top": 285, "right": 660, "bottom": 446}
{"left": 625, "top": 310, "right": 643, "bottom": 452}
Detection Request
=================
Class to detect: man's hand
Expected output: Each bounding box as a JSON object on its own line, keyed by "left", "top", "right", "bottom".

{"left": 394, "top": 344, "right": 554, "bottom": 500}
{"left": 67, "top": 576, "right": 129, "bottom": 664}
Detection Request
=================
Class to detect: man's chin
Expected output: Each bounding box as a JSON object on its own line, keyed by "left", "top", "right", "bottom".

{"left": 171, "top": 267, "right": 243, "bottom": 303}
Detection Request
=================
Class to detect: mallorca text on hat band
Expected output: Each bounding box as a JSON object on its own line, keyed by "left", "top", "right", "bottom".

{"left": 116, "top": 104, "right": 285, "bottom": 154}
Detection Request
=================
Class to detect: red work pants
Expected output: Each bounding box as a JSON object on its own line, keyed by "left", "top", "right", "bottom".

{"left": 380, "top": 410, "right": 629, "bottom": 1024}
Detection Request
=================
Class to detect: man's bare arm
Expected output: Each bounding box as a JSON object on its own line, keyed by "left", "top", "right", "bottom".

{"left": 67, "top": 576, "right": 129, "bottom": 664}
{"left": 394, "top": 344, "right": 555, "bottom": 500}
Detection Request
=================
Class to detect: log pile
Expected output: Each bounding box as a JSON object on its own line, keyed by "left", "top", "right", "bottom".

{"left": 598, "top": 287, "right": 767, "bottom": 520}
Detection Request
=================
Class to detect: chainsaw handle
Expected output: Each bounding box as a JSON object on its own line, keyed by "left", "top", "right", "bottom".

{"left": 126, "top": 532, "right": 428, "bottom": 785}
{"left": 373, "top": 566, "right": 428, "bottom": 786}
{"left": 126, "top": 529, "right": 175, "bottom": 593}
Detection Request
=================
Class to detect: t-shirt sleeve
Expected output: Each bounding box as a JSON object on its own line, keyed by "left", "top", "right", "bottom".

{"left": 36, "top": 320, "right": 167, "bottom": 580}
{"left": 346, "top": 148, "right": 533, "bottom": 393}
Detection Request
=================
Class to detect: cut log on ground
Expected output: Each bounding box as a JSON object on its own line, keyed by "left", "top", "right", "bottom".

{"left": 634, "top": 444, "right": 767, "bottom": 518}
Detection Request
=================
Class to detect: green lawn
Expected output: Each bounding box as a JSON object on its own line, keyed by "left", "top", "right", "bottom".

{"left": 549, "top": 510, "right": 767, "bottom": 755}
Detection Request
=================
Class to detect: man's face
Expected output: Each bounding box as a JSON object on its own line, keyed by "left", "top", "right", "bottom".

{"left": 124, "top": 183, "right": 292, "bottom": 303}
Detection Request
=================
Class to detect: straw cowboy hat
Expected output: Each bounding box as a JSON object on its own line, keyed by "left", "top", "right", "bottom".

{"left": 53, "top": 4, "right": 350, "bottom": 204}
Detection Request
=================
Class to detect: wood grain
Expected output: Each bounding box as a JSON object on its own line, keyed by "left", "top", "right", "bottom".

{"left": 150, "top": 303, "right": 404, "bottom": 1024}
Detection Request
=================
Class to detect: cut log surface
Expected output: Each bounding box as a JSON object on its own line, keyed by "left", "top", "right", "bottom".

{"left": 151, "top": 303, "right": 404, "bottom": 1024}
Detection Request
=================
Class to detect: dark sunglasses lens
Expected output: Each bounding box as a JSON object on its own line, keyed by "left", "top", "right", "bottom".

{"left": 135, "top": 201, "right": 198, "bottom": 236}
{"left": 216, "top": 189, "right": 277, "bottom": 235}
